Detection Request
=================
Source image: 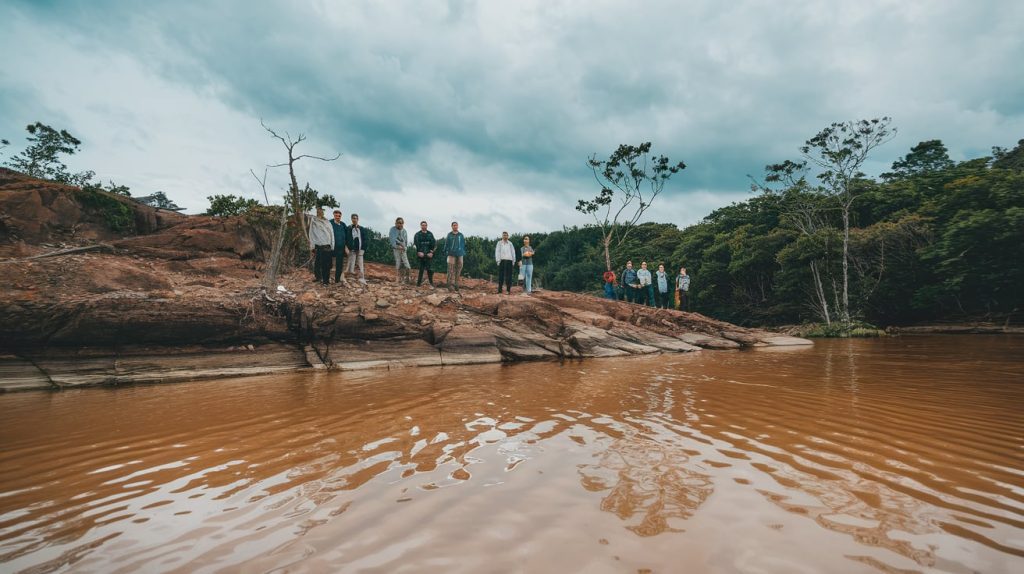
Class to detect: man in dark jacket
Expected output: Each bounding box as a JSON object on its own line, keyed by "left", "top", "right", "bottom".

{"left": 345, "top": 213, "right": 370, "bottom": 285}
{"left": 413, "top": 220, "right": 437, "bottom": 287}
{"left": 330, "top": 209, "right": 348, "bottom": 285}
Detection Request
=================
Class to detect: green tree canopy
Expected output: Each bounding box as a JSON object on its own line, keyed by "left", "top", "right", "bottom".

{"left": 206, "top": 194, "right": 262, "bottom": 217}
{"left": 3, "top": 122, "right": 94, "bottom": 185}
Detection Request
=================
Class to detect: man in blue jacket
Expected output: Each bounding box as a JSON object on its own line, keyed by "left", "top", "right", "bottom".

{"left": 621, "top": 260, "right": 638, "bottom": 303}
{"left": 330, "top": 209, "right": 348, "bottom": 285}
{"left": 443, "top": 221, "right": 466, "bottom": 292}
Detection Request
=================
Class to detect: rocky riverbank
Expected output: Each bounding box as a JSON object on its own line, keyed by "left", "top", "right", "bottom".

{"left": 0, "top": 168, "right": 810, "bottom": 391}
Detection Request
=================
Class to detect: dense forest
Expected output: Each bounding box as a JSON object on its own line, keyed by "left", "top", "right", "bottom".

{"left": 364, "top": 138, "right": 1023, "bottom": 328}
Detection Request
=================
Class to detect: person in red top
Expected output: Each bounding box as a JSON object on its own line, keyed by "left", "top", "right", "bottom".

{"left": 602, "top": 270, "right": 617, "bottom": 300}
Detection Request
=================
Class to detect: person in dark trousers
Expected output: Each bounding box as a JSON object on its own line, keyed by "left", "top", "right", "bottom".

{"left": 494, "top": 231, "right": 516, "bottom": 294}
{"left": 345, "top": 213, "right": 369, "bottom": 285}
{"left": 413, "top": 220, "right": 437, "bottom": 287}
{"left": 655, "top": 264, "right": 672, "bottom": 309}
{"left": 307, "top": 206, "right": 334, "bottom": 285}
{"left": 676, "top": 266, "right": 691, "bottom": 311}
{"left": 330, "top": 209, "right": 348, "bottom": 285}
{"left": 636, "top": 261, "right": 653, "bottom": 306}
{"left": 621, "top": 261, "right": 638, "bottom": 303}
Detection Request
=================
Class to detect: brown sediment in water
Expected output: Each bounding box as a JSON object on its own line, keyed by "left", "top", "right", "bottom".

{"left": 0, "top": 336, "right": 1021, "bottom": 572}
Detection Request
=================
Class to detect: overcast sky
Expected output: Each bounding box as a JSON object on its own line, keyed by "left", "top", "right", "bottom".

{"left": 2, "top": 0, "right": 1022, "bottom": 234}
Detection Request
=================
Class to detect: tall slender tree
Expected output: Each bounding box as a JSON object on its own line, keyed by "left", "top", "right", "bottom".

{"left": 576, "top": 142, "right": 686, "bottom": 271}
{"left": 799, "top": 118, "right": 896, "bottom": 325}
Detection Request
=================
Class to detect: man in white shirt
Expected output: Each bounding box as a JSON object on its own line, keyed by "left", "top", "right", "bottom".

{"left": 494, "top": 231, "right": 516, "bottom": 294}
{"left": 307, "top": 206, "right": 335, "bottom": 286}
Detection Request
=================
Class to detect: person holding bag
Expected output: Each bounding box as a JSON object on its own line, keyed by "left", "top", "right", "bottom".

{"left": 520, "top": 236, "right": 536, "bottom": 294}
{"left": 676, "top": 266, "right": 691, "bottom": 311}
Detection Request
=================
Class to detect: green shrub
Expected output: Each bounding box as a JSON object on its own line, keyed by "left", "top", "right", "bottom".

{"left": 76, "top": 187, "right": 135, "bottom": 234}
{"left": 793, "top": 322, "right": 885, "bottom": 338}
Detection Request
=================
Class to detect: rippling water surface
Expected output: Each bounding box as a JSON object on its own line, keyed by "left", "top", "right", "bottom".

{"left": 1, "top": 335, "right": 1023, "bottom": 573}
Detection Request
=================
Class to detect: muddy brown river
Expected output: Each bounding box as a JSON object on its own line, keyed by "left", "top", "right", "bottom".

{"left": 1, "top": 336, "right": 1022, "bottom": 573}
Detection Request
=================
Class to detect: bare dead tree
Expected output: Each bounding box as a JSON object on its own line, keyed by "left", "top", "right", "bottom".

{"left": 260, "top": 119, "right": 340, "bottom": 234}
{"left": 250, "top": 167, "right": 270, "bottom": 206}
{"left": 258, "top": 120, "right": 340, "bottom": 288}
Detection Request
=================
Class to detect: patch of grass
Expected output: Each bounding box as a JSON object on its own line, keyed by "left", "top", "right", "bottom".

{"left": 792, "top": 322, "right": 886, "bottom": 338}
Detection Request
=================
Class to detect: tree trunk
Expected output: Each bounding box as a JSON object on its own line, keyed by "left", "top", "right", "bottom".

{"left": 603, "top": 235, "right": 612, "bottom": 271}
{"left": 841, "top": 205, "right": 851, "bottom": 325}
{"left": 810, "top": 259, "right": 831, "bottom": 326}
{"left": 288, "top": 157, "right": 305, "bottom": 234}
{"left": 262, "top": 206, "right": 289, "bottom": 289}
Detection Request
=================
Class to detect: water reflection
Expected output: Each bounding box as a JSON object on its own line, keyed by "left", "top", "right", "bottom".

{"left": 0, "top": 336, "right": 1022, "bottom": 573}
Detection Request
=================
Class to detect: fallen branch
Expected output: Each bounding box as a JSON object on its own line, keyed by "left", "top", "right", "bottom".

{"left": 0, "top": 243, "right": 113, "bottom": 263}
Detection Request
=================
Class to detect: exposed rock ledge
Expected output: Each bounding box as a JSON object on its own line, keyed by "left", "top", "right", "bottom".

{"left": 0, "top": 168, "right": 810, "bottom": 391}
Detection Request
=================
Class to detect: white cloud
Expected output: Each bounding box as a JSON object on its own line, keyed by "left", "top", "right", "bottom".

{"left": 2, "top": 0, "right": 1023, "bottom": 233}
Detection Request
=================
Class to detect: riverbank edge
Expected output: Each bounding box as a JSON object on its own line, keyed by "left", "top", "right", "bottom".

{"left": 0, "top": 329, "right": 814, "bottom": 392}
{"left": 885, "top": 324, "right": 1024, "bottom": 335}
{"left": 1, "top": 285, "right": 816, "bottom": 393}
{"left": 775, "top": 321, "right": 1024, "bottom": 338}
{"left": 1, "top": 275, "right": 814, "bottom": 393}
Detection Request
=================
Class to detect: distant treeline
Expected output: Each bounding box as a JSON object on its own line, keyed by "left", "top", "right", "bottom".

{"left": 363, "top": 139, "right": 1023, "bottom": 327}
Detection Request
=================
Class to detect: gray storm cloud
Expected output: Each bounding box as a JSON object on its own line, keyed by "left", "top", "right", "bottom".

{"left": 1, "top": 0, "right": 1022, "bottom": 233}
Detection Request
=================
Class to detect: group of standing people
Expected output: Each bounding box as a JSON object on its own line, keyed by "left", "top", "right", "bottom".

{"left": 493, "top": 232, "right": 536, "bottom": 294}
{"left": 307, "top": 207, "right": 371, "bottom": 287}
{"left": 310, "top": 207, "right": 688, "bottom": 308}
{"left": 603, "top": 261, "right": 691, "bottom": 311}
{"left": 306, "top": 207, "right": 536, "bottom": 295}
